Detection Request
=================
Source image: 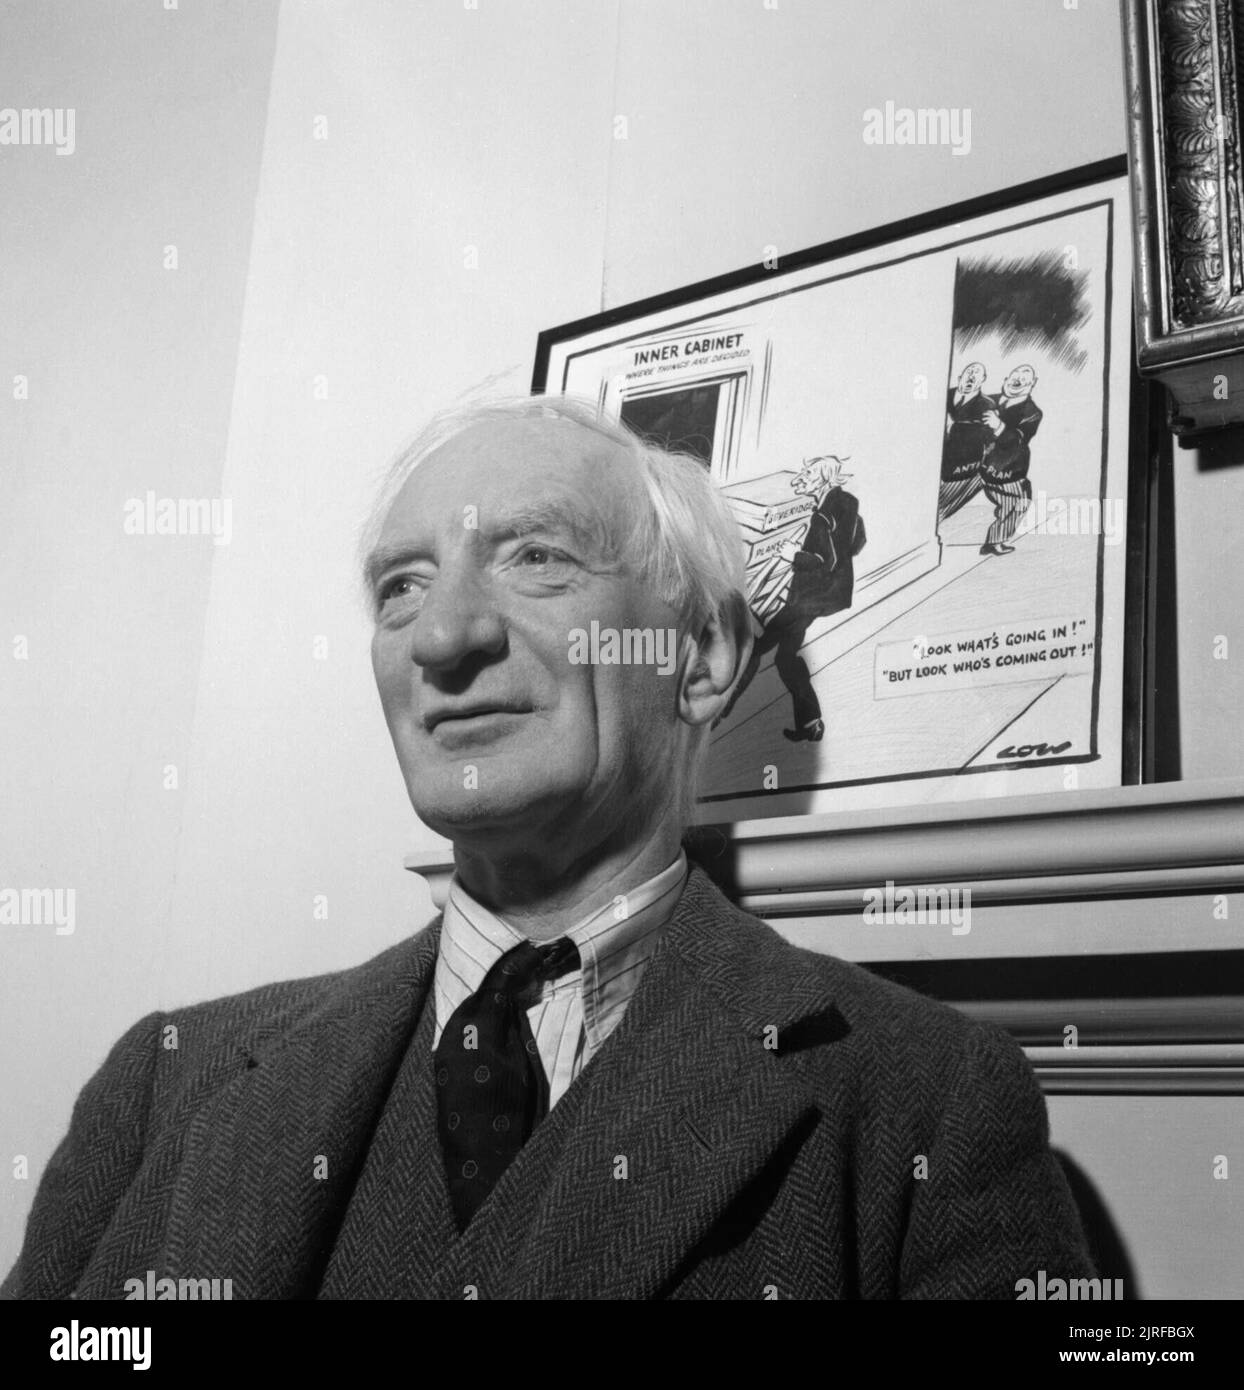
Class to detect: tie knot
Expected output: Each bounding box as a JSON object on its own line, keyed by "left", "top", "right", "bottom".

{"left": 488, "top": 937, "right": 580, "bottom": 1004}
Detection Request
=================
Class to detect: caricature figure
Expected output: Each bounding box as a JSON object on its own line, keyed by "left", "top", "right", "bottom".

{"left": 978, "top": 363, "right": 1041, "bottom": 556}
{"left": 725, "top": 455, "right": 866, "bottom": 742}
{"left": 938, "top": 361, "right": 995, "bottom": 524}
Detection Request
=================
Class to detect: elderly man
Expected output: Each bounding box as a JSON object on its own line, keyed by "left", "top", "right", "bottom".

{"left": 4, "top": 397, "right": 1092, "bottom": 1300}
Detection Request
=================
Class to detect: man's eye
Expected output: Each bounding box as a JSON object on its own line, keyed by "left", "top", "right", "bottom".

{"left": 518, "top": 545, "right": 566, "bottom": 567}
{"left": 377, "top": 574, "right": 421, "bottom": 607}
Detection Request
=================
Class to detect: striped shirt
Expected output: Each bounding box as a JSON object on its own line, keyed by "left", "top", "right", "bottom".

{"left": 432, "top": 851, "right": 689, "bottom": 1109}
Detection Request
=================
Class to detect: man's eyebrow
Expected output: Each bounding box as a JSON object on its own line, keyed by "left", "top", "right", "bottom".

{"left": 364, "top": 542, "right": 427, "bottom": 593}
{"left": 484, "top": 500, "right": 616, "bottom": 555}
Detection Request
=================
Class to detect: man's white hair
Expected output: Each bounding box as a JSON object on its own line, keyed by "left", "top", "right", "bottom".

{"left": 358, "top": 392, "right": 754, "bottom": 827}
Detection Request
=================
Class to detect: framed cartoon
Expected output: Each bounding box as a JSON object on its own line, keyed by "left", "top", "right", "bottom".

{"left": 534, "top": 158, "right": 1145, "bottom": 824}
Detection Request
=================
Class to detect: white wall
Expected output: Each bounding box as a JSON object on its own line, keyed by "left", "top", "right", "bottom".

{"left": 5, "top": 0, "right": 1236, "bottom": 1286}
{"left": 1173, "top": 455, "right": 1244, "bottom": 780}
{"left": 1, "top": 0, "right": 283, "bottom": 1269}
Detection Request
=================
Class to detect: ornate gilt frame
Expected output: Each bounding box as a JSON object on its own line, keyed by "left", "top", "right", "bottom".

{"left": 1124, "top": 0, "right": 1244, "bottom": 434}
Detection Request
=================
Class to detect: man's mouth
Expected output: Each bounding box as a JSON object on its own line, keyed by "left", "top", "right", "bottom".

{"left": 423, "top": 705, "right": 531, "bottom": 733}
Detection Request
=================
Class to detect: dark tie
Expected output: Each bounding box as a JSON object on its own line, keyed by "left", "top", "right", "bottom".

{"left": 434, "top": 936, "right": 580, "bottom": 1232}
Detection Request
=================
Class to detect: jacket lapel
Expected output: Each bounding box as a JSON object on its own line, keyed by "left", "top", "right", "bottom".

{"left": 315, "top": 975, "right": 460, "bottom": 1299}
{"left": 159, "top": 922, "right": 442, "bottom": 1298}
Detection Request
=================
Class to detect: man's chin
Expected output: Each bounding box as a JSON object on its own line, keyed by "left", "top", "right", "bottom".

{"left": 407, "top": 778, "right": 574, "bottom": 843}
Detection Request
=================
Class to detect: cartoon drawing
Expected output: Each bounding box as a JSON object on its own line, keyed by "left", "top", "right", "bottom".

{"left": 978, "top": 364, "right": 1042, "bottom": 555}
{"left": 542, "top": 175, "right": 1133, "bottom": 819}
{"left": 723, "top": 456, "right": 866, "bottom": 741}
{"left": 938, "top": 358, "right": 1044, "bottom": 556}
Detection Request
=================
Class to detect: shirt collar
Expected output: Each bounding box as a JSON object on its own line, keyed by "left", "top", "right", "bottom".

{"left": 437, "top": 849, "right": 689, "bottom": 1051}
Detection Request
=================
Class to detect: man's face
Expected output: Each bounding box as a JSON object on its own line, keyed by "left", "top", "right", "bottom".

{"left": 791, "top": 457, "right": 828, "bottom": 496}
{"left": 369, "top": 417, "right": 687, "bottom": 852}
{"left": 1002, "top": 365, "right": 1035, "bottom": 399}
{"left": 958, "top": 362, "right": 986, "bottom": 395}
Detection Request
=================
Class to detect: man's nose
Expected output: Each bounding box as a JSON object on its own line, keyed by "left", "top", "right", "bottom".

{"left": 406, "top": 561, "right": 506, "bottom": 671}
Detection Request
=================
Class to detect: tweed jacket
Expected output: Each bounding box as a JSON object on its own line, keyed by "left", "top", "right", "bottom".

{"left": 2, "top": 865, "right": 1092, "bottom": 1300}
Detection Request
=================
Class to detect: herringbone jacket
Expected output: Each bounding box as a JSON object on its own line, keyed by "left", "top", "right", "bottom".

{"left": 2, "top": 865, "right": 1092, "bottom": 1299}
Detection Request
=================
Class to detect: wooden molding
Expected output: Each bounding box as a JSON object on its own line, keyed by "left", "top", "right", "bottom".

{"left": 690, "top": 777, "right": 1244, "bottom": 913}
{"left": 406, "top": 777, "right": 1244, "bottom": 914}
{"left": 1028, "top": 1044, "right": 1244, "bottom": 1093}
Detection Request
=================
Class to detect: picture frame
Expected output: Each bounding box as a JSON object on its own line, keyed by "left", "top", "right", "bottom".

{"left": 534, "top": 157, "right": 1148, "bottom": 828}
{"left": 1123, "top": 0, "right": 1244, "bottom": 436}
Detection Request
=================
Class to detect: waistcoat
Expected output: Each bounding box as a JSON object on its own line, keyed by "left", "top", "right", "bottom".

{"left": 319, "top": 967, "right": 599, "bottom": 1298}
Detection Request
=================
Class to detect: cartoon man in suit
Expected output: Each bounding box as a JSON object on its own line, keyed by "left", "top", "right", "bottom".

{"left": 938, "top": 360, "right": 995, "bottom": 523}
{"left": 4, "top": 397, "right": 1092, "bottom": 1300}
{"left": 978, "top": 363, "right": 1042, "bottom": 556}
{"left": 728, "top": 456, "right": 866, "bottom": 743}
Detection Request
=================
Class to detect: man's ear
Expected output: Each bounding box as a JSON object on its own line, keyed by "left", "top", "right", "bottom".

{"left": 677, "top": 596, "right": 754, "bottom": 729}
